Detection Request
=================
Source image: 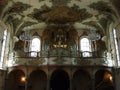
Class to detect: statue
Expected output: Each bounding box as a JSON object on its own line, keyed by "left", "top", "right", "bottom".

{"left": 14, "top": 40, "right": 24, "bottom": 51}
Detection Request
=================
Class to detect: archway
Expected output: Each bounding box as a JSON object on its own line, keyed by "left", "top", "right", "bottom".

{"left": 28, "top": 70, "right": 47, "bottom": 90}
{"left": 6, "top": 69, "right": 25, "bottom": 90}
{"left": 50, "top": 69, "right": 69, "bottom": 90}
{"left": 72, "top": 70, "right": 91, "bottom": 90}
{"left": 95, "top": 70, "right": 114, "bottom": 90}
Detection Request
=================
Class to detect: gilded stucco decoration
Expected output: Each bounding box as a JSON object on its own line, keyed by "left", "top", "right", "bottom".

{"left": 42, "top": 25, "right": 78, "bottom": 50}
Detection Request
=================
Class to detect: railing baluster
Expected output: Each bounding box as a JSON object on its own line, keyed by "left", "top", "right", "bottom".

{"left": 8, "top": 49, "right": 110, "bottom": 67}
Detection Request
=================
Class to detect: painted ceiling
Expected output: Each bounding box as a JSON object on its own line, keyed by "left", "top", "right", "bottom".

{"left": 0, "top": 0, "right": 120, "bottom": 36}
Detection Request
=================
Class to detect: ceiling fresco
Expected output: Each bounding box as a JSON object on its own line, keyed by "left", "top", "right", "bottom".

{"left": 0, "top": 0, "right": 120, "bottom": 36}
{"left": 29, "top": 5, "right": 92, "bottom": 23}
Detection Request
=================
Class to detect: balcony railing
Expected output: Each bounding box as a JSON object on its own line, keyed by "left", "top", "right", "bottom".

{"left": 12, "top": 50, "right": 106, "bottom": 58}
{"left": 8, "top": 49, "right": 114, "bottom": 67}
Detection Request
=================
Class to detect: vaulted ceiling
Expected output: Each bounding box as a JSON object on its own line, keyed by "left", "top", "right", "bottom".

{"left": 0, "top": 0, "right": 120, "bottom": 36}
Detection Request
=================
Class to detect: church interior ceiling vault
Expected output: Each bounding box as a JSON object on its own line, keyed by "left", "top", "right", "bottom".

{"left": 0, "top": 0, "right": 120, "bottom": 37}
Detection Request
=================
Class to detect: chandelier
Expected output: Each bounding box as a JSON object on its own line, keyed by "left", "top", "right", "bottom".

{"left": 19, "top": 30, "right": 31, "bottom": 41}
{"left": 88, "top": 30, "right": 101, "bottom": 41}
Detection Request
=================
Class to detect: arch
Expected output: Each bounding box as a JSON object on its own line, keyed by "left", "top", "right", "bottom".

{"left": 30, "top": 37, "right": 41, "bottom": 57}
{"left": 80, "top": 37, "right": 91, "bottom": 51}
{"left": 6, "top": 69, "right": 25, "bottom": 90}
{"left": 28, "top": 70, "right": 47, "bottom": 90}
{"left": 80, "top": 37, "right": 91, "bottom": 57}
{"left": 113, "top": 28, "right": 120, "bottom": 66}
{"left": 0, "top": 29, "right": 7, "bottom": 68}
{"left": 72, "top": 69, "right": 91, "bottom": 90}
{"left": 95, "top": 69, "right": 114, "bottom": 90}
{"left": 50, "top": 69, "right": 70, "bottom": 90}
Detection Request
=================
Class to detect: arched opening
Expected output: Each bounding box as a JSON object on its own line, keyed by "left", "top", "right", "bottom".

{"left": 80, "top": 38, "right": 91, "bottom": 57}
{"left": 30, "top": 37, "right": 41, "bottom": 57}
{"left": 72, "top": 70, "right": 91, "bottom": 90}
{"left": 6, "top": 69, "right": 25, "bottom": 90}
{"left": 95, "top": 70, "right": 114, "bottom": 90}
{"left": 50, "top": 69, "right": 69, "bottom": 90}
{"left": 28, "top": 70, "right": 47, "bottom": 90}
{"left": 80, "top": 38, "right": 91, "bottom": 51}
{"left": 113, "top": 28, "right": 120, "bottom": 66}
{"left": 0, "top": 29, "right": 7, "bottom": 68}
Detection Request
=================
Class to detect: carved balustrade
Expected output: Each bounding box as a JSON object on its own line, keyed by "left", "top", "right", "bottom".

{"left": 8, "top": 48, "right": 114, "bottom": 67}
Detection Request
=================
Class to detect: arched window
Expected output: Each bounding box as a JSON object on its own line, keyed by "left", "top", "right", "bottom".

{"left": 30, "top": 37, "right": 41, "bottom": 57}
{"left": 0, "top": 30, "right": 7, "bottom": 68}
{"left": 113, "top": 28, "right": 120, "bottom": 66}
{"left": 80, "top": 38, "right": 91, "bottom": 51}
{"left": 80, "top": 38, "right": 91, "bottom": 57}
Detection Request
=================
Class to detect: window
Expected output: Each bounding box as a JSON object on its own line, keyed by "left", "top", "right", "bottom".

{"left": 0, "top": 30, "right": 7, "bottom": 68}
{"left": 80, "top": 38, "right": 91, "bottom": 57}
{"left": 113, "top": 28, "right": 120, "bottom": 66}
{"left": 30, "top": 37, "right": 41, "bottom": 57}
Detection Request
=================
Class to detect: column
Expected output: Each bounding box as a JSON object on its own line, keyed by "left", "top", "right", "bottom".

{"left": 91, "top": 74, "right": 95, "bottom": 90}
{"left": 25, "top": 66, "right": 29, "bottom": 90}
{"left": 70, "top": 77, "right": 72, "bottom": 90}
{"left": 70, "top": 68, "right": 73, "bottom": 90}
{"left": 47, "top": 77, "right": 50, "bottom": 90}
{"left": 47, "top": 67, "right": 50, "bottom": 90}
{"left": 25, "top": 74, "right": 28, "bottom": 90}
{"left": 4, "top": 69, "right": 8, "bottom": 90}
